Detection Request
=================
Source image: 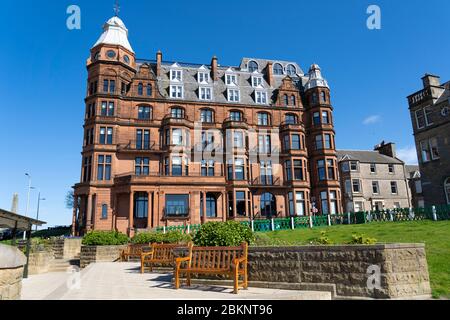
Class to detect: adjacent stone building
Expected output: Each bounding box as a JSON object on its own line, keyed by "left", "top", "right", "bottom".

{"left": 406, "top": 165, "right": 424, "bottom": 209}
{"left": 72, "top": 15, "right": 342, "bottom": 236}
{"left": 407, "top": 74, "right": 450, "bottom": 206}
{"left": 337, "top": 142, "right": 412, "bottom": 212}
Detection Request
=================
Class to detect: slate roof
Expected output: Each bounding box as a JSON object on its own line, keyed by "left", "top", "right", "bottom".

{"left": 136, "top": 58, "right": 310, "bottom": 106}
{"left": 336, "top": 150, "right": 404, "bottom": 164}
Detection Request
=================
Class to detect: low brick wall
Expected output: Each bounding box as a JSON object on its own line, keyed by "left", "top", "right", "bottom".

{"left": 80, "top": 245, "right": 127, "bottom": 268}
{"left": 247, "top": 244, "right": 431, "bottom": 299}
{"left": 28, "top": 251, "right": 54, "bottom": 275}
{"left": 0, "top": 244, "right": 26, "bottom": 300}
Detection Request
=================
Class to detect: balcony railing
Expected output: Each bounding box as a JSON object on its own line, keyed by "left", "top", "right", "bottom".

{"left": 162, "top": 115, "right": 192, "bottom": 126}
{"left": 280, "top": 121, "right": 305, "bottom": 131}
{"left": 117, "top": 140, "right": 158, "bottom": 152}
{"left": 408, "top": 88, "right": 432, "bottom": 106}
{"left": 251, "top": 176, "right": 281, "bottom": 186}
{"left": 164, "top": 206, "right": 190, "bottom": 218}
{"left": 222, "top": 117, "right": 248, "bottom": 129}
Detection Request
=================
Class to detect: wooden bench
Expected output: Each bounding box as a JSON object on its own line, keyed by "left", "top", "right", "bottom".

{"left": 121, "top": 244, "right": 149, "bottom": 262}
{"left": 140, "top": 243, "right": 184, "bottom": 273}
{"left": 174, "top": 242, "right": 249, "bottom": 294}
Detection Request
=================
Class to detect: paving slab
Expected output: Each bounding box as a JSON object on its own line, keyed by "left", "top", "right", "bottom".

{"left": 21, "top": 262, "right": 331, "bottom": 300}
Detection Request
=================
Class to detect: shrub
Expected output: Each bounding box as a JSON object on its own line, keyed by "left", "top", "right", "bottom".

{"left": 82, "top": 231, "right": 129, "bottom": 246}
{"left": 132, "top": 231, "right": 191, "bottom": 245}
{"left": 347, "top": 233, "right": 377, "bottom": 245}
{"left": 193, "top": 221, "right": 255, "bottom": 247}
{"left": 309, "top": 231, "right": 334, "bottom": 245}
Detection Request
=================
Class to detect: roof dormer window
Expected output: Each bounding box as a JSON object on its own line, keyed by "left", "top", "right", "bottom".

{"left": 255, "top": 91, "right": 268, "bottom": 104}
{"left": 226, "top": 73, "right": 238, "bottom": 86}
{"left": 286, "top": 64, "right": 297, "bottom": 76}
{"left": 248, "top": 60, "right": 258, "bottom": 73}
{"left": 198, "top": 72, "right": 210, "bottom": 84}
{"left": 252, "top": 76, "right": 263, "bottom": 88}
{"left": 170, "top": 85, "right": 184, "bottom": 99}
{"left": 199, "top": 87, "right": 212, "bottom": 101}
{"left": 227, "top": 89, "right": 240, "bottom": 102}
{"left": 170, "top": 69, "right": 183, "bottom": 82}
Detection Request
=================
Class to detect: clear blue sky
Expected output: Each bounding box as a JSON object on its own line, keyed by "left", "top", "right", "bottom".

{"left": 1, "top": 0, "right": 449, "bottom": 228}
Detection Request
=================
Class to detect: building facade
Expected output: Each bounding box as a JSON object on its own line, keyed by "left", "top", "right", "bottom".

{"left": 72, "top": 16, "right": 342, "bottom": 236}
{"left": 405, "top": 165, "right": 424, "bottom": 209}
{"left": 337, "top": 142, "right": 412, "bottom": 212}
{"left": 407, "top": 74, "right": 450, "bottom": 206}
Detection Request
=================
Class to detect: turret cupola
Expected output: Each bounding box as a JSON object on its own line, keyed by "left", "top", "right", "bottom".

{"left": 304, "top": 64, "right": 329, "bottom": 91}
{"left": 93, "top": 16, "right": 134, "bottom": 53}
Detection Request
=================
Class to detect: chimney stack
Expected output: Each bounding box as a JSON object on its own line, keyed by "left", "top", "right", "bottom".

{"left": 211, "top": 56, "right": 218, "bottom": 81}
{"left": 156, "top": 50, "right": 162, "bottom": 77}
{"left": 375, "top": 141, "right": 397, "bottom": 158}
{"left": 422, "top": 74, "right": 441, "bottom": 88}
{"left": 266, "top": 62, "right": 274, "bottom": 87}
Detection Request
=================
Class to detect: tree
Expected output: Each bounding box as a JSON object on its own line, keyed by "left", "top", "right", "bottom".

{"left": 65, "top": 190, "right": 74, "bottom": 209}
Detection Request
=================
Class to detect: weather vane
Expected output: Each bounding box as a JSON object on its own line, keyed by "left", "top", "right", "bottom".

{"left": 114, "top": 0, "right": 120, "bottom": 17}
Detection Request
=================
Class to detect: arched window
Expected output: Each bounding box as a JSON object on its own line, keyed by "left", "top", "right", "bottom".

{"left": 171, "top": 107, "right": 185, "bottom": 119}
{"left": 248, "top": 60, "right": 258, "bottom": 72}
{"left": 286, "top": 64, "right": 297, "bottom": 76}
{"left": 138, "top": 105, "right": 152, "bottom": 120}
{"left": 230, "top": 110, "right": 243, "bottom": 122}
{"left": 445, "top": 178, "right": 450, "bottom": 204}
{"left": 101, "top": 204, "right": 108, "bottom": 219}
{"left": 201, "top": 193, "right": 217, "bottom": 218}
{"left": 257, "top": 112, "right": 271, "bottom": 126}
{"left": 321, "top": 91, "right": 327, "bottom": 103}
{"left": 285, "top": 114, "right": 298, "bottom": 125}
{"left": 291, "top": 95, "right": 296, "bottom": 106}
{"left": 138, "top": 83, "right": 143, "bottom": 95}
{"left": 200, "top": 108, "right": 214, "bottom": 123}
{"left": 260, "top": 193, "right": 277, "bottom": 218}
{"left": 283, "top": 94, "right": 289, "bottom": 106}
{"left": 273, "top": 63, "right": 283, "bottom": 75}
{"left": 147, "top": 84, "right": 152, "bottom": 96}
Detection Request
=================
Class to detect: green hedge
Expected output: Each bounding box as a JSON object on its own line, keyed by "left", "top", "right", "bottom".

{"left": 132, "top": 231, "right": 191, "bottom": 245}
{"left": 82, "top": 231, "right": 129, "bottom": 246}
{"left": 193, "top": 221, "right": 255, "bottom": 247}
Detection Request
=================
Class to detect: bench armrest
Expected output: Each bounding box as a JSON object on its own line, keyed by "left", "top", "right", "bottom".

{"left": 141, "top": 251, "right": 154, "bottom": 258}
{"left": 175, "top": 257, "right": 191, "bottom": 263}
{"left": 234, "top": 256, "right": 247, "bottom": 265}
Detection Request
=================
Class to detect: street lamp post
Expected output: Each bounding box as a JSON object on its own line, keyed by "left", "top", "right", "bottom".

{"left": 24, "top": 173, "right": 33, "bottom": 240}
{"left": 35, "top": 192, "right": 46, "bottom": 232}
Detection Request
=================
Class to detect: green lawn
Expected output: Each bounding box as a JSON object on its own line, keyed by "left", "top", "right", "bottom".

{"left": 260, "top": 220, "right": 450, "bottom": 299}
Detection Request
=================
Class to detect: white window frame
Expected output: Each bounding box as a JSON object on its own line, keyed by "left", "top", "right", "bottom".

{"left": 198, "top": 72, "right": 209, "bottom": 84}
{"left": 372, "top": 181, "right": 379, "bottom": 194}
{"left": 390, "top": 181, "right": 398, "bottom": 195}
{"left": 415, "top": 109, "right": 425, "bottom": 129}
{"left": 424, "top": 106, "right": 433, "bottom": 126}
{"left": 430, "top": 137, "right": 440, "bottom": 160}
{"left": 199, "top": 86, "right": 212, "bottom": 101}
{"left": 170, "top": 85, "right": 184, "bottom": 99}
{"left": 227, "top": 89, "right": 240, "bottom": 102}
{"left": 170, "top": 69, "right": 183, "bottom": 82}
{"left": 255, "top": 90, "right": 268, "bottom": 104}
{"left": 252, "top": 76, "right": 263, "bottom": 88}
{"left": 225, "top": 74, "right": 238, "bottom": 86}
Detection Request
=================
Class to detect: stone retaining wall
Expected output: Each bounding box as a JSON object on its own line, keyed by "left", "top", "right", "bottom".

{"left": 0, "top": 244, "right": 26, "bottom": 300}
{"left": 63, "top": 238, "right": 82, "bottom": 259}
{"left": 80, "top": 245, "right": 127, "bottom": 268}
{"left": 247, "top": 244, "right": 431, "bottom": 299}
{"left": 28, "top": 251, "right": 54, "bottom": 275}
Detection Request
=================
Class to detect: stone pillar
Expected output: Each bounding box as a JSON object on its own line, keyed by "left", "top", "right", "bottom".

{"left": 128, "top": 191, "right": 134, "bottom": 236}
{"left": 222, "top": 192, "right": 227, "bottom": 222}
{"left": 86, "top": 194, "right": 93, "bottom": 231}
{"left": 147, "top": 191, "right": 152, "bottom": 229}
{"left": 152, "top": 192, "right": 159, "bottom": 228}
{"left": 201, "top": 191, "right": 207, "bottom": 224}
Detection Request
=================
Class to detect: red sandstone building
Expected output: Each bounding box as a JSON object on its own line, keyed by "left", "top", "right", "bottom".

{"left": 72, "top": 15, "right": 342, "bottom": 236}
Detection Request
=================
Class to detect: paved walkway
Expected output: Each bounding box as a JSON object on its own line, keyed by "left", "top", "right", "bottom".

{"left": 21, "top": 262, "right": 331, "bottom": 300}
